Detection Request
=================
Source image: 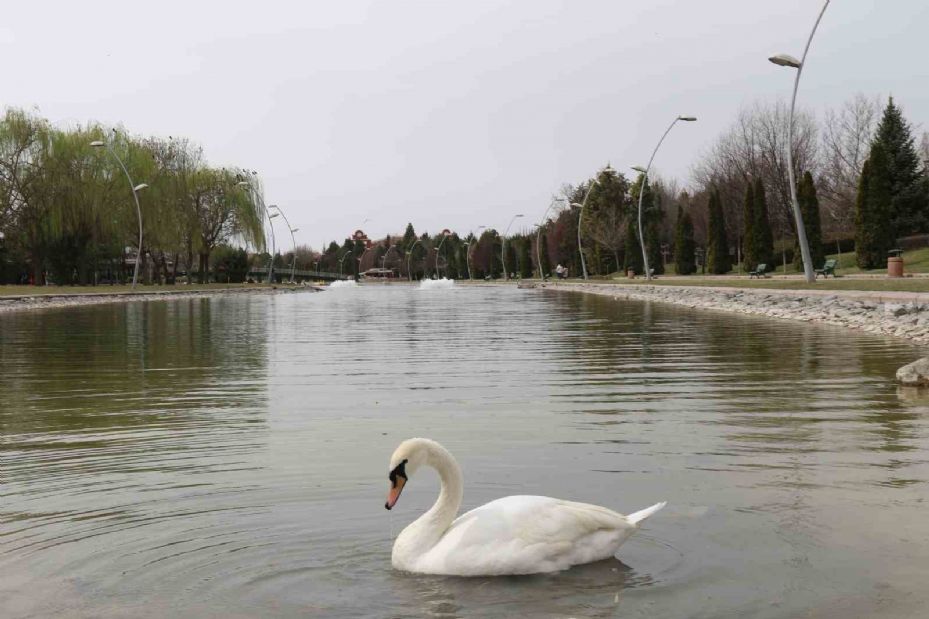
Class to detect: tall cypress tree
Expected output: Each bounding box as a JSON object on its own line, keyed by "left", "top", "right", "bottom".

{"left": 674, "top": 205, "right": 696, "bottom": 275}
{"left": 872, "top": 97, "right": 928, "bottom": 235}
{"left": 794, "top": 171, "right": 825, "bottom": 270}
{"left": 856, "top": 146, "right": 895, "bottom": 268}
{"left": 706, "top": 188, "right": 731, "bottom": 274}
{"left": 753, "top": 178, "right": 774, "bottom": 268}
{"left": 628, "top": 175, "right": 663, "bottom": 275}
{"left": 742, "top": 182, "right": 756, "bottom": 269}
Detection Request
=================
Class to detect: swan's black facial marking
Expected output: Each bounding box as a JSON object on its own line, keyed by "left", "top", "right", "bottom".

{"left": 389, "top": 459, "right": 408, "bottom": 488}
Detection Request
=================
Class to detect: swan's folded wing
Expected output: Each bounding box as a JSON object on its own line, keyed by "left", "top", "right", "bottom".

{"left": 511, "top": 497, "right": 629, "bottom": 545}
{"left": 426, "top": 496, "right": 631, "bottom": 574}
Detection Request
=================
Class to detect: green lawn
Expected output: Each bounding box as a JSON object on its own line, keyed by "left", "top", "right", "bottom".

{"left": 596, "top": 246, "right": 929, "bottom": 280}
{"left": 0, "top": 282, "right": 296, "bottom": 298}
{"left": 585, "top": 277, "right": 929, "bottom": 293}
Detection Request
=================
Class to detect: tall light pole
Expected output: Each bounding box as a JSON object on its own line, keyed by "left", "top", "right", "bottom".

{"left": 769, "top": 0, "right": 830, "bottom": 283}
{"left": 462, "top": 242, "right": 473, "bottom": 281}
{"left": 501, "top": 214, "right": 524, "bottom": 281}
{"left": 535, "top": 199, "right": 565, "bottom": 281}
{"left": 632, "top": 115, "right": 697, "bottom": 280}
{"left": 406, "top": 239, "right": 424, "bottom": 282}
{"left": 90, "top": 139, "right": 149, "bottom": 288}
{"left": 270, "top": 205, "right": 298, "bottom": 283}
{"left": 434, "top": 232, "right": 451, "bottom": 279}
{"left": 466, "top": 226, "right": 485, "bottom": 281}
{"left": 339, "top": 250, "right": 354, "bottom": 278}
{"left": 575, "top": 169, "right": 612, "bottom": 281}
{"left": 266, "top": 209, "right": 280, "bottom": 283}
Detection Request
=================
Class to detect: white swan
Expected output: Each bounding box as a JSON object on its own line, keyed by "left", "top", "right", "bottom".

{"left": 384, "top": 438, "right": 666, "bottom": 576}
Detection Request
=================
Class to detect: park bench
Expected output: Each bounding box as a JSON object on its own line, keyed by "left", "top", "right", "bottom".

{"left": 748, "top": 264, "right": 769, "bottom": 279}
{"left": 815, "top": 259, "right": 838, "bottom": 279}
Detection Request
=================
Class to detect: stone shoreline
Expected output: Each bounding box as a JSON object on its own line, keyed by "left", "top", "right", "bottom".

{"left": 551, "top": 282, "right": 929, "bottom": 345}
{"left": 0, "top": 285, "right": 317, "bottom": 314}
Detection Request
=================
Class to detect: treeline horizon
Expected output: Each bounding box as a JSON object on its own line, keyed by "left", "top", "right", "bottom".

{"left": 320, "top": 94, "right": 929, "bottom": 280}
{"left": 3, "top": 92, "right": 929, "bottom": 285}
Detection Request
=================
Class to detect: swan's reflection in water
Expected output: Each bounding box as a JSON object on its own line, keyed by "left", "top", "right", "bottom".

{"left": 391, "top": 559, "right": 637, "bottom": 619}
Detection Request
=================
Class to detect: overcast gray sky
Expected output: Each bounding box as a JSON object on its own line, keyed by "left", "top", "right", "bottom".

{"left": 3, "top": 1, "right": 928, "bottom": 249}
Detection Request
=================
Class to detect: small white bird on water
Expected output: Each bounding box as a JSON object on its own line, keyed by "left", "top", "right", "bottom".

{"left": 384, "top": 438, "right": 666, "bottom": 576}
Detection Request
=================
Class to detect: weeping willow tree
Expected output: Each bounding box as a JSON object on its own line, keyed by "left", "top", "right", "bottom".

{"left": 0, "top": 108, "right": 266, "bottom": 285}
{"left": 186, "top": 167, "right": 264, "bottom": 283}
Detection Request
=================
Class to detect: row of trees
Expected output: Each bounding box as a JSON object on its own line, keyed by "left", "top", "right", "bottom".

{"left": 0, "top": 109, "right": 266, "bottom": 285}
{"left": 6, "top": 93, "right": 926, "bottom": 286}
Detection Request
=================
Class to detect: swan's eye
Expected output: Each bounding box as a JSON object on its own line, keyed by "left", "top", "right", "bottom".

{"left": 389, "top": 459, "right": 408, "bottom": 487}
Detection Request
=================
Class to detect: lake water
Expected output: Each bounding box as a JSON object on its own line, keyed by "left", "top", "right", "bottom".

{"left": 2, "top": 284, "right": 928, "bottom": 618}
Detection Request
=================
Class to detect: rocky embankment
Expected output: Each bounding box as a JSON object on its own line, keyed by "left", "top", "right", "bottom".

{"left": 555, "top": 282, "right": 929, "bottom": 345}
{"left": 0, "top": 285, "right": 316, "bottom": 314}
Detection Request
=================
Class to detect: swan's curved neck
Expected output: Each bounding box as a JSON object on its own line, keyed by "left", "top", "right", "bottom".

{"left": 415, "top": 443, "right": 463, "bottom": 540}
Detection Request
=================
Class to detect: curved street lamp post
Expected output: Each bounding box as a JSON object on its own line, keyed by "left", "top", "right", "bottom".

{"left": 406, "top": 239, "right": 424, "bottom": 282}
{"left": 632, "top": 116, "right": 697, "bottom": 281}
{"left": 270, "top": 205, "right": 298, "bottom": 282}
{"left": 339, "top": 250, "right": 354, "bottom": 278}
{"left": 575, "top": 169, "right": 613, "bottom": 281}
{"left": 769, "top": 0, "right": 830, "bottom": 283}
{"left": 434, "top": 233, "right": 451, "bottom": 279}
{"left": 501, "top": 214, "right": 524, "bottom": 281}
{"left": 535, "top": 199, "right": 565, "bottom": 281}
{"left": 90, "top": 139, "right": 149, "bottom": 288}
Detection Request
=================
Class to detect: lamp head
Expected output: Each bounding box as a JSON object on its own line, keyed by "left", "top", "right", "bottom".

{"left": 133, "top": 183, "right": 149, "bottom": 192}
{"left": 678, "top": 116, "right": 697, "bottom": 122}
{"left": 769, "top": 54, "right": 801, "bottom": 69}
{"left": 631, "top": 165, "right": 647, "bottom": 174}
{"left": 90, "top": 141, "right": 105, "bottom": 148}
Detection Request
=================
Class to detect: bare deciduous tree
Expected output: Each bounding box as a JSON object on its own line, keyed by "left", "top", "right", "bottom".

{"left": 818, "top": 94, "right": 880, "bottom": 240}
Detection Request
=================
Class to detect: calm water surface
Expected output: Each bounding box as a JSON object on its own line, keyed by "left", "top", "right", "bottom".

{"left": 2, "top": 285, "right": 928, "bottom": 618}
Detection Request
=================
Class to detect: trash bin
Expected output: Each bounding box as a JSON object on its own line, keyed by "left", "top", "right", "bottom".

{"left": 888, "top": 249, "right": 904, "bottom": 278}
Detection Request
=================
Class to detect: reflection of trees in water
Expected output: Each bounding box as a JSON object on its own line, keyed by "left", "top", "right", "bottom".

{"left": 0, "top": 297, "right": 269, "bottom": 475}
{"left": 545, "top": 291, "right": 925, "bottom": 486}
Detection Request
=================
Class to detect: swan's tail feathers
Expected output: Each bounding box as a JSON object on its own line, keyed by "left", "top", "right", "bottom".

{"left": 627, "top": 501, "right": 667, "bottom": 526}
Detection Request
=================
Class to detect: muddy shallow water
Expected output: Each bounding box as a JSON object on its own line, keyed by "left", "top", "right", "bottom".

{"left": 2, "top": 285, "right": 927, "bottom": 618}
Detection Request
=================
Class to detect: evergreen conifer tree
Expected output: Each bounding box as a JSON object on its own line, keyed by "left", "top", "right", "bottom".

{"left": 855, "top": 146, "right": 895, "bottom": 268}
{"left": 794, "top": 171, "right": 825, "bottom": 270}
{"left": 402, "top": 223, "right": 416, "bottom": 251}
{"left": 706, "top": 188, "right": 731, "bottom": 274}
{"left": 518, "top": 239, "right": 533, "bottom": 278}
{"left": 674, "top": 205, "right": 697, "bottom": 275}
{"left": 752, "top": 178, "right": 774, "bottom": 268}
{"left": 742, "top": 182, "right": 756, "bottom": 269}
{"left": 872, "top": 97, "right": 928, "bottom": 235}
{"left": 623, "top": 218, "right": 642, "bottom": 274}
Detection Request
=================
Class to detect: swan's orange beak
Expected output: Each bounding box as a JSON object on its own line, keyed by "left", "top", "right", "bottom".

{"left": 385, "top": 476, "right": 406, "bottom": 510}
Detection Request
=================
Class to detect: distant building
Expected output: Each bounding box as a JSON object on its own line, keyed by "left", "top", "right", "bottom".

{"left": 348, "top": 229, "right": 373, "bottom": 249}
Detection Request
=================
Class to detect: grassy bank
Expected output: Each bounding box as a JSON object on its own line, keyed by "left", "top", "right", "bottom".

{"left": 655, "top": 247, "right": 929, "bottom": 277}
{"left": 573, "top": 277, "right": 929, "bottom": 293}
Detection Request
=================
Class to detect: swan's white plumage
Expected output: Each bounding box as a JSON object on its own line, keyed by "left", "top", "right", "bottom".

{"left": 386, "top": 438, "right": 665, "bottom": 576}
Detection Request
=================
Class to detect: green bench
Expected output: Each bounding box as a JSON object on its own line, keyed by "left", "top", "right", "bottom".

{"left": 748, "top": 264, "right": 769, "bottom": 279}
{"left": 815, "top": 259, "right": 838, "bottom": 279}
